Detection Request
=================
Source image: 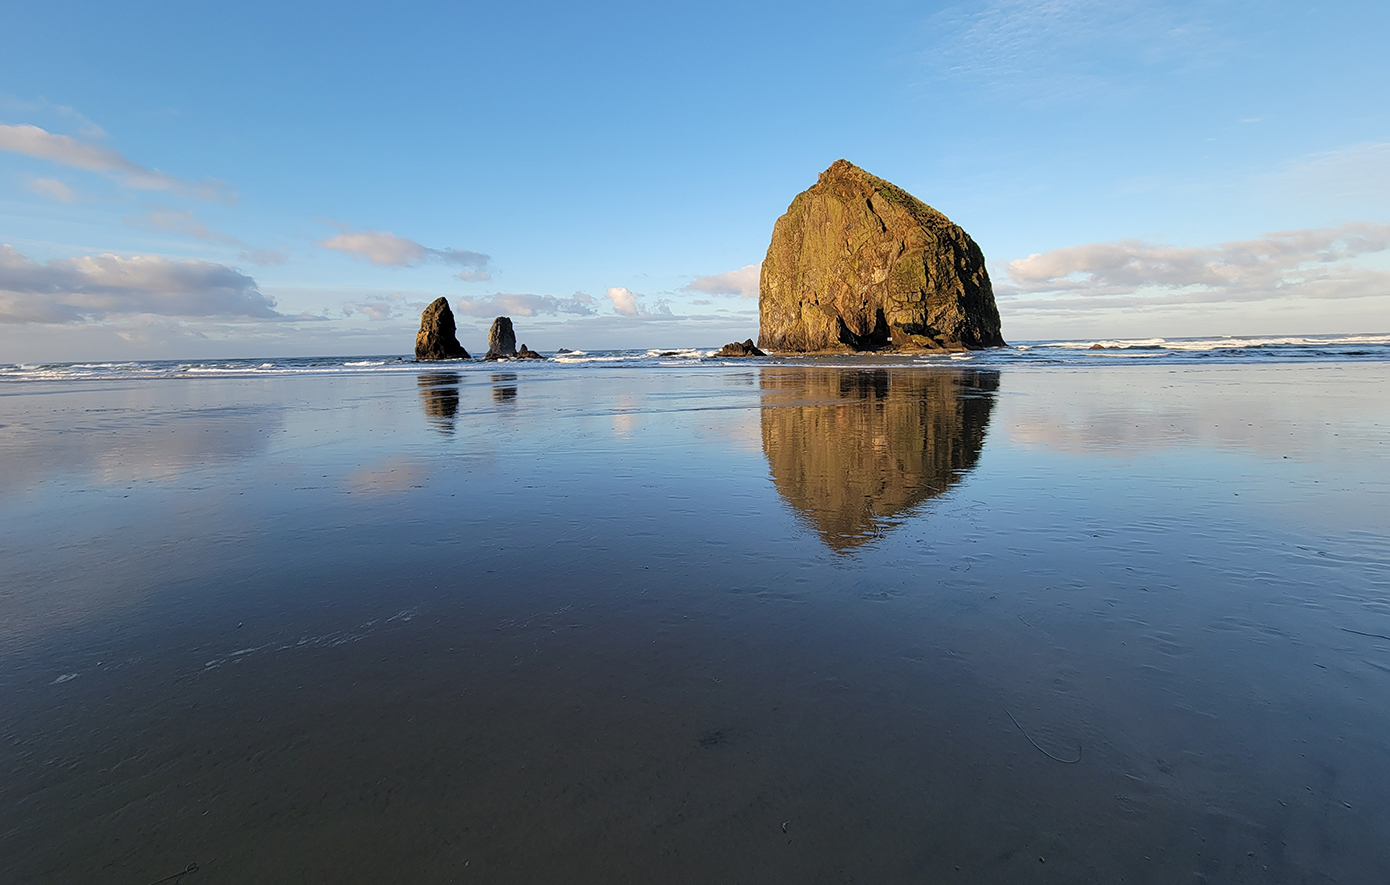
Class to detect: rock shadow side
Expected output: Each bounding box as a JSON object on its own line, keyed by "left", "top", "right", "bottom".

{"left": 758, "top": 159, "right": 1005, "bottom": 353}
{"left": 760, "top": 367, "right": 998, "bottom": 550}
{"left": 415, "top": 298, "right": 470, "bottom": 360}
{"left": 486, "top": 317, "right": 518, "bottom": 360}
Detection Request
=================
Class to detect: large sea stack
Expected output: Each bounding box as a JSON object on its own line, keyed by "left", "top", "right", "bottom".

{"left": 415, "top": 297, "right": 470, "bottom": 360}
{"left": 758, "top": 160, "right": 1004, "bottom": 353}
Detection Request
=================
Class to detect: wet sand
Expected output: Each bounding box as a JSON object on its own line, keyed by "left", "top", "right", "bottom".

{"left": 2, "top": 363, "right": 1388, "bottom": 883}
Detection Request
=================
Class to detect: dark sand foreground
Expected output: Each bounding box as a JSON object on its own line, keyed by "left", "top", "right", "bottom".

{"left": 2, "top": 363, "right": 1388, "bottom": 883}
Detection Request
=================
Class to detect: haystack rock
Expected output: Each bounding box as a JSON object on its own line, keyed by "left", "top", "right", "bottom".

{"left": 758, "top": 160, "right": 1005, "bottom": 353}
{"left": 415, "top": 297, "right": 470, "bottom": 360}
{"left": 485, "top": 316, "right": 518, "bottom": 360}
{"left": 717, "top": 339, "right": 766, "bottom": 357}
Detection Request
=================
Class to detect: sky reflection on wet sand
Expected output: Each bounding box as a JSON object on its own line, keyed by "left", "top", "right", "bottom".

{"left": 1, "top": 362, "right": 1388, "bottom": 883}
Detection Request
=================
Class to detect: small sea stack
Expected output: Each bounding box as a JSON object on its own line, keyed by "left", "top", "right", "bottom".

{"left": 717, "top": 339, "right": 766, "bottom": 357}
{"left": 415, "top": 298, "right": 470, "bottom": 360}
{"left": 485, "top": 316, "right": 518, "bottom": 360}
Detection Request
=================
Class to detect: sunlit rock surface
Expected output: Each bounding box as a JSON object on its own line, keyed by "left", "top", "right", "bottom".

{"left": 758, "top": 160, "right": 1005, "bottom": 353}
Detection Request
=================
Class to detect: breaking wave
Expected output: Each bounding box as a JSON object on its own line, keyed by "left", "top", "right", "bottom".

{"left": 3, "top": 333, "right": 1388, "bottom": 381}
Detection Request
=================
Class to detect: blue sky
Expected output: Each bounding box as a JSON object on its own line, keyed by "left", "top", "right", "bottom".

{"left": 2, "top": 0, "right": 1388, "bottom": 359}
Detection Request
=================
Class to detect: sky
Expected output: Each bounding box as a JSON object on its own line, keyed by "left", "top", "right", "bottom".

{"left": 2, "top": 0, "right": 1388, "bottom": 360}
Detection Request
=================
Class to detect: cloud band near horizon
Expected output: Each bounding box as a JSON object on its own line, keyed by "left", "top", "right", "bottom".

{"left": 0, "top": 244, "right": 279, "bottom": 324}
{"left": 1000, "top": 222, "right": 1390, "bottom": 310}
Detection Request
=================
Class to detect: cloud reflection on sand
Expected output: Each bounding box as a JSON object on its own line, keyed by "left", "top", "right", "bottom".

{"left": 0, "top": 400, "right": 284, "bottom": 495}
{"left": 1002, "top": 364, "right": 1380, "bottom": 462}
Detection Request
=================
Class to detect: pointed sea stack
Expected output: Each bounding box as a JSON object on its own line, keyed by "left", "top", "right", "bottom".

{"left": 485, "top": 316, "right": 518, "bottom": 360}
{"left": 758, "top": 160, "right": 1004, "bottom": 353}
{"left": 415, "top": 297, "right": 470, "bottom": 360}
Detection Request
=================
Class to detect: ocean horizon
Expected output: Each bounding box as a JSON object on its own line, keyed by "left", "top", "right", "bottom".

{"left": 5, "top": 332, "right": 1390, "bottom": 381}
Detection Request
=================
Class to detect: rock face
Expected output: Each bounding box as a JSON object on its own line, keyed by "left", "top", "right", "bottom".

{"left": 758, "top": 160, "right": 1004, "bottom": 353}
{"left": 485, "top": 316, "right": 517, "bottom": 360}
{"left": 717, "top": 339, "right": 766, "bottom": 357}
{"left": 414, "top": 298, "right": 470, "bottom": 360}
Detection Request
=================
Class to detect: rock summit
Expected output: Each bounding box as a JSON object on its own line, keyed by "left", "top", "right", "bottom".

{"left": 758, "top": 160, "right": 1004, "bottom": 353}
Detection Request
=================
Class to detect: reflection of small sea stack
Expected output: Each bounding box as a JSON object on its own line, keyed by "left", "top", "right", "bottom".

{"left": 417, "top": 373, "right": 461, "bottom": 432}
{"left": 415, "top": 298, "right": 470, "bottom": 360}
{"left": 491, "top": 373, "right": 518, "bottom": 402}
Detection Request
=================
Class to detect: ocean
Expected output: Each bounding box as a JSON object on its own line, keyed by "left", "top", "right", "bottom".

{"left": 4, "top": 332, "right": 1390, "bottom": 380}
{"left": 2, "top": 337, "right": 1388, "bottom": 882}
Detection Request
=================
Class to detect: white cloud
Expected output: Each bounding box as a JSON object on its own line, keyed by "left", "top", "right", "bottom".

{"left": 999, "top": 222, "right": 1390, "bottom": 311}
{"left": 452, "top": 292, "right": 596, "bottom": 318}
{"left": 607, "top": 286, "right": 641, "bottom": 317}
{"left": 684, "top": 262, "right": 761, "bottom": 299}
{"left": 605, "top": 287, "right": 672, "bottom": 318}
{"left": 28, "top": 177, "right": 75, "bottom": 203}
{"left": 319, "top": 224, "right": 491, "bottom": 273}
{"left": 0, "top": 123, "right": 232, "bottom": 201}
{"left": 0, "top": 95, "right": 106, "bottom": 138}
{"left": 0, "top": 244, "right": 280, "bottom": 324}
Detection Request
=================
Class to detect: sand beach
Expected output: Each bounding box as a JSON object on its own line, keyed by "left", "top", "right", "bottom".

{"left": 2, "top": 350, "right": 1388, "bottom": 882}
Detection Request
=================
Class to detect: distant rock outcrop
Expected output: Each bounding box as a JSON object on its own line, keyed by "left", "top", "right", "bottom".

{"left": 485, "top": 317, "right": 518, "bottom": 360}
{"left": 717, "top": 339, "right": 766, "bottom": 357}
{"left": 516, "top": 344, "right": 545, "bottom": 359}
{"left": 415, "top": 297, "right": 470, "bottom": 360}
{"left": 758, "top": 160, "right": 1004, "bottom": 353}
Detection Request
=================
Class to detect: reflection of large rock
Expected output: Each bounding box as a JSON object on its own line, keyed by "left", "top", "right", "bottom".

{"left": 760, "top": 368, "right": 998, "bottom": 549}
{"left": 415, "top": 298, "right": 470, "bottom": 360}
{"left": 417, "top": 373, "right": 461, "bottom": 433}
{"left": 758, "top": 160, "right": 1005, "bottom": 353}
